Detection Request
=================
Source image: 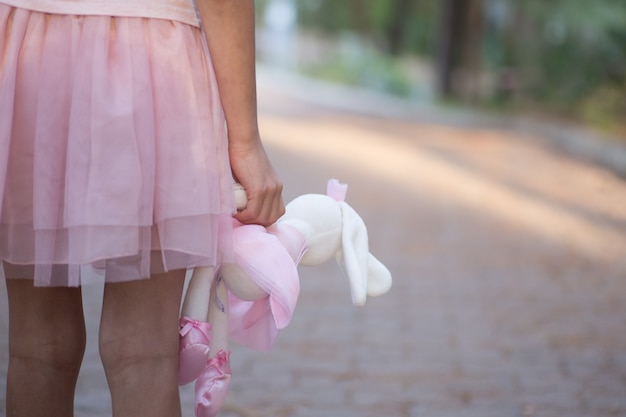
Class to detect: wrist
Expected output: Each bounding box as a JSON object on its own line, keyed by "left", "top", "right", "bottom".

{"left": 227, "top": 126, "right": 261, "bottom": 150}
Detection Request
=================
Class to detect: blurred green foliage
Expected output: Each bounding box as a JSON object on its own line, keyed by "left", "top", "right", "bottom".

{"left": 293, "top": 0, "right": 438, "bottom": 56}
{"left": 487, "top": 1, "right": 626, "bottom": 127}
{"left": 257, "top": 0, "right": 626, "bottom": 133}
{"left": 302, "top": 42, "right": 415, "bottom": 97}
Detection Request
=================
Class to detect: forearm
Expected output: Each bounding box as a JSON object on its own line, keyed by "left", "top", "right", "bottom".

{"left": 196, "top": 0, "right": 283, "bottom": 225}
{"left": 196, "top": 0, "right": 259, "bottom": 146}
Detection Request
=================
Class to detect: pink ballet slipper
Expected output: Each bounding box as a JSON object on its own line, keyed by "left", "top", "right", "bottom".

{"left": 179, "top": 317, "right": 212, "bottom": 386}
{"left": 194, "top": 350, "right": 232, "bottom": 417}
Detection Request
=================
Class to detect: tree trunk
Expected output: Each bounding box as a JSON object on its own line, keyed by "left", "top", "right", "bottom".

{"left": 387, "top": 0, "right": 413, "bottom": 55}
{"left": 436, "top": 0, "right": 484, "bottom": 99}
{"left": 462, "top": 0, "right": 484, "bottom": 100}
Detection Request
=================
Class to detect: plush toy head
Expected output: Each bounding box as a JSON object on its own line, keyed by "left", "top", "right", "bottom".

{"left": 277, "top": 179, "right": 391, "bottom": 306}
{"left": 279, "top": 193, "right": 342, "bottom": 266}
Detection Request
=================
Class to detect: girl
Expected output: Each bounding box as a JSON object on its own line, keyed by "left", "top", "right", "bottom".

{"left": 0, "top": 0, "right": 284, "bottom": 416}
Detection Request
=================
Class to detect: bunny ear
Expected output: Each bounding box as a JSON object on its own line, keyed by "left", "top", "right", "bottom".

{"left": 335, "top": 201, "right": 369, "bottom": 306}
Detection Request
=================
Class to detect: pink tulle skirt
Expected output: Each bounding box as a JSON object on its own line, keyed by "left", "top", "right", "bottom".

{"left": 0, "top": 4, "right": 235, "bottom": 286}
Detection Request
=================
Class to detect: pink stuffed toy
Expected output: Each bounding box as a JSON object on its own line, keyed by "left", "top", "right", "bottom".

{"left": 178, "top": 179, "right": 392, "bottom": 417}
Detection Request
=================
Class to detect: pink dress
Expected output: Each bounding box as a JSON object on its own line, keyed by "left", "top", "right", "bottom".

{"left": 0, "top": 0, "right": 235, "bottom": 286}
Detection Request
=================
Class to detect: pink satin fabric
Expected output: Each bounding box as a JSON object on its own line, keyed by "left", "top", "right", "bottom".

{"left": 0, "top": 5, "right": 235, "bottom": 286}
{"left": 195, "top": 350, "right": 232, "bottom": 417}
{"left": 227, "top": 221, "right": 306, "bottom": 351}
{"left": 179, "top": 317, "right": 213, "bottom": 386}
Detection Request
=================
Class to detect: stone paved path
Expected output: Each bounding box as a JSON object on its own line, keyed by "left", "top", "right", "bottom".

{"left": 1, "top": 73, "right": 626, "bottom": 417}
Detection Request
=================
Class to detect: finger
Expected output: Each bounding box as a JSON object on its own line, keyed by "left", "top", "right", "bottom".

{"left": 234, "top": 199, "right": 260, "bottom": 225}
{"left": 234, "top": 193, "right": 268, "bottom": 226}
{"left": 258, "top": 187, "right": 284, "bottom": 226}
{"left": 270, "top": 193, "right": 285, "bottom": 223}
{"left": 232, "top": 179, "right": 283, "bottom": 226}
{"left": 237, "top": 194, "right": 282, "bottom": 227}
{"left": 256, "top": 193, "right": 281, "bottom": 227}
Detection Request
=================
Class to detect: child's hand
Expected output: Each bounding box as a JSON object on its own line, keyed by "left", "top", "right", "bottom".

{"left": 229, "top": 136, "right": 284, "bottom": 227}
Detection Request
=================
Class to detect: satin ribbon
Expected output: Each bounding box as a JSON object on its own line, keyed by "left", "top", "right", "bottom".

{"left": 180, "top": 317, "right": 213, "bottom": 340}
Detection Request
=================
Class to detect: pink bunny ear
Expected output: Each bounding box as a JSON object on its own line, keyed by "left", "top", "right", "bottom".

{"left": 327, "top": 179, "right": 348, "bottom": 202}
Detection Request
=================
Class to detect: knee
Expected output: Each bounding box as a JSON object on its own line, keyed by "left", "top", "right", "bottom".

{"left": 99, "top": 330, "right": 179, "bottom": 377}
{"left": 9, "top": 323, "right": 86, "bottom": 376}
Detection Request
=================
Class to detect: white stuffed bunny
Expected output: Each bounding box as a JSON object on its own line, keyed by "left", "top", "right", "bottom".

{"left": 178, "top": 179, "right": 392, "bottom": 417}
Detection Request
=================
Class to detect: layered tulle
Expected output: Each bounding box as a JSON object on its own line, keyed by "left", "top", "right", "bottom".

{"left": 0, "top": 5, "right": 235, "bottom": 286}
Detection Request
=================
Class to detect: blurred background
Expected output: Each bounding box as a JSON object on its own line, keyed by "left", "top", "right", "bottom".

{"left": 256, "top": 0, "right": 626, "bottom": 138}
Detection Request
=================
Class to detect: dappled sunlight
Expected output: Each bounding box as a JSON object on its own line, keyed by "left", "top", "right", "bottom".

{"left": 259, "top": 113, "right": 626, "bottom": 262}
{"left": 399, "top": 123, "right": 626, "bottom": 229}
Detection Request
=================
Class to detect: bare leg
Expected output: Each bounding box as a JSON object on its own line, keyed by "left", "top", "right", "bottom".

{"left": 5, "top": 279, "right": 86, "bottom": 417}
{"left": 99, "top": 270, "right": 185, "bottom": 417}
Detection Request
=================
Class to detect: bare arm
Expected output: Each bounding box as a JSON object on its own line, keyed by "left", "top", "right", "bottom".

{"left": 196, "top": 0, "right": 284, "bottom": 226}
